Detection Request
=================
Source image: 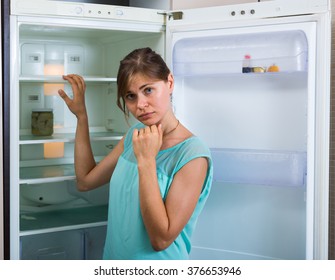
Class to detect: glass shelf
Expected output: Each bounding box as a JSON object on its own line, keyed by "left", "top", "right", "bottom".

{"left": 19, "top": 131, "right": 123, "bottom": 144}
{"left": 19, "top": 75, "right": 117, "bottom": 83}
{"left": 20, "top": 204, "right": 108, "bottom": 232}
{"left": 20, "top": 164, "right": 75, "bottom": 184}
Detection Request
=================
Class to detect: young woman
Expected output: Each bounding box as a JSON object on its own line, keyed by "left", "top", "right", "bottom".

{"left": 58, "top": 47, "right": 213, "bottom": 260}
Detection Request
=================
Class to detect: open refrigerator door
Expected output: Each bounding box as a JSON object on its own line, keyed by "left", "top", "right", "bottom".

{"left": 166, "top": 0, "right": 330, "bottom": 260}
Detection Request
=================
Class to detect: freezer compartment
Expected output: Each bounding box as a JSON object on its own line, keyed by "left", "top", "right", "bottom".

{"left": 211, "top": 148, "right": 306, "bottom": 187}
{"left": 173, "top": 30, "right": 308, "bottom": 76}
{"left": 190, "top": 181, "right": 306, "bottom": 260}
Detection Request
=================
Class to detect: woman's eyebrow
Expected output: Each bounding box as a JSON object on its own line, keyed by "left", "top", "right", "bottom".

{"left": 139, "top": 83, "right": 153, "bottom": 90}
{"left": 128, "top": 82, "right": 155, "bottom": 93}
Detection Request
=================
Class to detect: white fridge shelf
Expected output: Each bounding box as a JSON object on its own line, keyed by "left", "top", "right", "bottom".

{"left": 20, "top": 205, "right": 108, "bottom": 233}
{"left": 19, "top": 75, "right": 117, "bottom": 83}
{"left": 19, "top": 154, "right": 106, "bottom": 184}
{"left": 20, "top": 164, "right": 76, "bottom": 184}
{"left": 19, "top": 131, "right": 123, "bottom": 144}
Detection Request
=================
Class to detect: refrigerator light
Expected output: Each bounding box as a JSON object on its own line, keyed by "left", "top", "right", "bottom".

{"left": 43, "top": 64, "right": 65, "bottom": 128}
{"left": 44, "top": 63, "right": 64, "bottom": 95}
{"left": 44, "top": 63, "right": 64, "bottom": 75}
{"left": 44, "top": 142, "right": 64, "bottom": 158}
{"left": 44, "top": 83, "right": 64, "bottom": 96}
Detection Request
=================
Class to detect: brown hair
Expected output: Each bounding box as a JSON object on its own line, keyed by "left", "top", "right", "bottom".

{"left": 117, "top": 47, "right": 171, "bottom": 116}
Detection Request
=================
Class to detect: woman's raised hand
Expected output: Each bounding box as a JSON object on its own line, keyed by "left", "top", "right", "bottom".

{"left": 58, "top": 74, "right": 87, "bottom": 118}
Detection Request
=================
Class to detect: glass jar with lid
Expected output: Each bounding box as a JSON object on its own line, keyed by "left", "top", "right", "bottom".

{"left": 31, "top": 108, "right": 54, "bottom": 136}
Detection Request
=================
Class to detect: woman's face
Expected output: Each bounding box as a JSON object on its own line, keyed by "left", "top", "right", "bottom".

{"left": 124, "top": 73, "right": 174, "bottom": 126}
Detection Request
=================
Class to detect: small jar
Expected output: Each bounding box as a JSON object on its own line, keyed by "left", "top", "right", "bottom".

{"left": 31, "top": 109, "right": 54, "bottom": 136}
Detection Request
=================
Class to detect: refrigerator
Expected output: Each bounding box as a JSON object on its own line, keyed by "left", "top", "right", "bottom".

{"left": 5, "top": 0, "right": 330, "bottom": 260}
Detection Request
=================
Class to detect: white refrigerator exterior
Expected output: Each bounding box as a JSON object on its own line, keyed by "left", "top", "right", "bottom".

{"left": 9, "top": 0, "right": 330, "bottom": 260}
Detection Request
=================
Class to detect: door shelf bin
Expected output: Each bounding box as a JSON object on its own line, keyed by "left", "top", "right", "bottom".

{"left": 211, "top": 148, "right": 306, "bottom": 187}
{"left": 173, "top": 30, "right": 308, "bottom": 76}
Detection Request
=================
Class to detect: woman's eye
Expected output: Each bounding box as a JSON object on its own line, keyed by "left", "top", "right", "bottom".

{"left": 144, "top": 87, "right": 153, "bottom": 94}
{"left": 125, "top": 93, "right": 136, "bottom": 101}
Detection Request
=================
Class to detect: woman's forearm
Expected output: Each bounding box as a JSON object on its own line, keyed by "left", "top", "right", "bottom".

{"left": 59, "top": 74, "right": 117, "bottom": 191}
{"left": 137, "top": 158, "right": 172, "bottom": 251}
{"left": 74, "top": 113, "right": 96, "bottom": 191}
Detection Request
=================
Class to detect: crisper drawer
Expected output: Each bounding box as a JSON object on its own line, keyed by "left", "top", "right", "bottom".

{"left": 211, "top": 148, "right": 307, "bottom": 187}
{"left": 85, "top": 226, "right": 107, "bottom": 260}
{"left": 20, "top": 230, "right": 84, "bottom": 260}
{"left": 20, "top": 226, "right": 107, "bottom": 260}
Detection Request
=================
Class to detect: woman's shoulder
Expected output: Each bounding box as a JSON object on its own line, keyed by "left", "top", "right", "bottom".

{"left": 163, "top": 135, "right": 211, "bottom": 160}
{"left": 180, "top": 136, "right": 211, "bottom": 157}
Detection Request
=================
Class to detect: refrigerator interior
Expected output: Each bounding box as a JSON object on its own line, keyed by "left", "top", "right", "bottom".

{"left": 15, "top": 22, "right": 164, "bottom": 259}
{"left": 171, "top": 24, "right": 314, "bottom": 260}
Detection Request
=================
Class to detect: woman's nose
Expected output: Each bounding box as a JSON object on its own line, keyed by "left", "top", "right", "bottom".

{"left": 137, "top": 95, "right": 148, "bottom": 109}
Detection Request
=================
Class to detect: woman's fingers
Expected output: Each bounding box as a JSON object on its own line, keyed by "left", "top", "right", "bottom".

{"left": 58, "top": 74, "right": 87, "bottom": 117}
{"left": 132, "top": 125, "right": 163, "bottom": 157}
{"left": 136, "top": 125, "right": 159, "bottom": 136}
{"left": 62, "top": 74, "right": 86, "bottom": 92}
{"left": 71, "top": 74, "right": 86, "bottom": 91}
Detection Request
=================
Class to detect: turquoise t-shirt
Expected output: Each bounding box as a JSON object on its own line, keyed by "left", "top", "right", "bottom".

{"left": 103, "top": 123, "right": 213, "bottom": 260}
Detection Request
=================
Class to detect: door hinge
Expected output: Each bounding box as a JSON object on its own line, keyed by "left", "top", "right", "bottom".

{"left": 158, "top": 11, "right": 183, "bottom": 20}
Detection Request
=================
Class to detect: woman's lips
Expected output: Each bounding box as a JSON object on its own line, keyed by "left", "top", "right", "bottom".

{"left": 138, "top": 112, "right": 154, "bottom": 121}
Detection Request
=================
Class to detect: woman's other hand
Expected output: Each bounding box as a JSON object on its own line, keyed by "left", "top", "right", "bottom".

{"left": 132, "top": 124, "right": 163, "bottom": 162}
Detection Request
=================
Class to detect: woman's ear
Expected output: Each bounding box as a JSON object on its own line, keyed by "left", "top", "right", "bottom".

{"left": 167, "top": 73, "right": 174, "bottom": 92}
